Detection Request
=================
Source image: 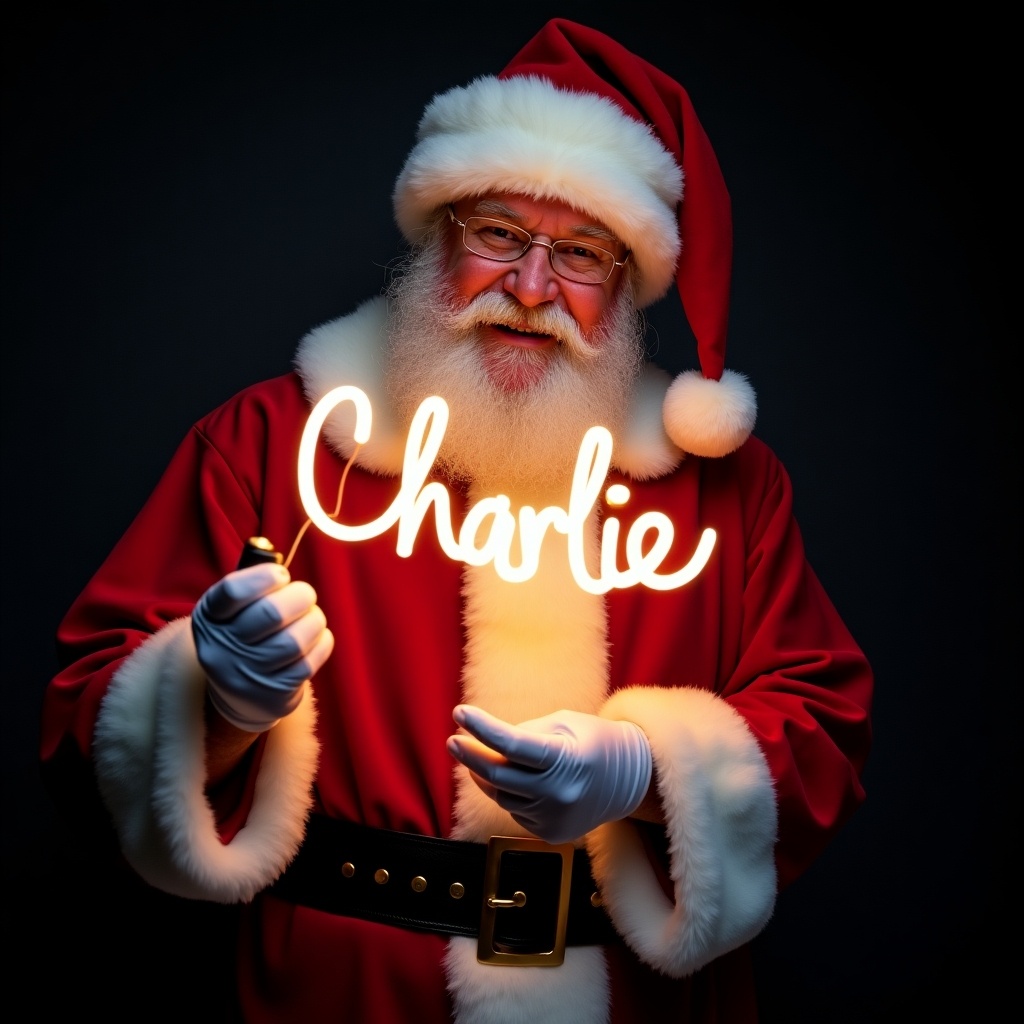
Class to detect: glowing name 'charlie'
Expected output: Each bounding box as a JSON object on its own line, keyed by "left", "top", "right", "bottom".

{"left": 297, "top": 386, "right": 716, "bottom": 595}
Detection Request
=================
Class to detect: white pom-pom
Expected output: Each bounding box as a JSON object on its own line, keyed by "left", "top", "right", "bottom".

{"left": 662, "top": 368, "right": 757, "bottom": 457}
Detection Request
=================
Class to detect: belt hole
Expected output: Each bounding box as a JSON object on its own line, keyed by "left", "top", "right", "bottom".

{"left": 341, "top": 862, "right": 355, "bottom": 878}
{"left": 374, "top": 868, "right": 389, "bottom": 885}
{"left": 411, "top": 876, "right": 427, "bottom": 893}
{"left": 449, "top": 882, "right": 465, "bottom": 899}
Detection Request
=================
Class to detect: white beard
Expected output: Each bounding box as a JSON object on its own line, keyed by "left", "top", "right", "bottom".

{"left": 382, "top": 230, "right": 645, "bottom": 494}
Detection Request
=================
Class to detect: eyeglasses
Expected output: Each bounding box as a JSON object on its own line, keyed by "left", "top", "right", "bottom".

{"left": 447, "top": 206, "right": 630, "bottom": 285}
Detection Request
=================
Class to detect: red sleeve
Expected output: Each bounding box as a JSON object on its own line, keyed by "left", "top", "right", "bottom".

{"left": 724, "top": 440, "right": 873, "bottom": 888}
{"left": 39, "top": 374, "right": 305, "bottom": 838}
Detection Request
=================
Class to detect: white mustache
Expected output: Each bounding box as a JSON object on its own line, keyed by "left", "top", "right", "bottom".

{"left": 443, "top": 292, "right": 594, "bottom": 360}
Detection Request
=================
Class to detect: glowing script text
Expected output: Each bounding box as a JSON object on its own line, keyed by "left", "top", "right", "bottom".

{"left": 297, "top": 386, "right": 716, "bottom": 595}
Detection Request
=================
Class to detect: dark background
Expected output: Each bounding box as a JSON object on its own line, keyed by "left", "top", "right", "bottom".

{"left": 3, "top": 1, "right": 1017, "bottom": 1020}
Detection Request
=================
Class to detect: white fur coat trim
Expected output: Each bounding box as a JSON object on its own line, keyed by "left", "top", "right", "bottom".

{"left": 443, "top": 481, "right": 614, "bottom": 1023}
{"left": 588, "top": 685, "right": 778, "bottom": 977}
{"left": 444, "top": 938, "right": 611, "bottom": 1024}
{"left": 93, "top": 617, "right": 319, "bottom": 903}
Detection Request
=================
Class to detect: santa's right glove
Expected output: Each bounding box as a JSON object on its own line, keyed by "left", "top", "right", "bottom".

{"left": 192, "top": 562, "right": 334, "bottom": 733}
{"left": 447, "top": 704, "right": 653, "bottom": 844}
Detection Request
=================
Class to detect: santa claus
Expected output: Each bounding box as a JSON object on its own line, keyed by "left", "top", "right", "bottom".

{"left": 41, "top": 18, "right": 872, "bottom": 1024}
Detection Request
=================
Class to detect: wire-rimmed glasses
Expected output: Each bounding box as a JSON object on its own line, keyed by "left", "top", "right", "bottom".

{"left": 447, "top": 206, "right": 629, "bottom": 285}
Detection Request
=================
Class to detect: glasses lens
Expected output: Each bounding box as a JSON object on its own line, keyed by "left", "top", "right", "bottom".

{"left": 464, "top": 217, "right": 531, "bottom": 260}
{"left": 550, "top": 241, "right": 615, "bottom": 284}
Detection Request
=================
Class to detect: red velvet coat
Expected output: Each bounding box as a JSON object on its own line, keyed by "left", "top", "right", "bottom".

{"left": 41, "top": 302, "right": 872, "bottom": 1023}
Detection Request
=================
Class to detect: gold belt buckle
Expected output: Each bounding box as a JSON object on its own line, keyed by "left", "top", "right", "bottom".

{"left": 477, "top": 835, "right": 574, "bottom": 967}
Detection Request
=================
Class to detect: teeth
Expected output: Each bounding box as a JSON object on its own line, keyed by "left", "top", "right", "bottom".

{"left": 481, "top": 321, "right": 545, "bottom": 338}
{"left": 484, "top": 322, "right": 527, "bottom": 335}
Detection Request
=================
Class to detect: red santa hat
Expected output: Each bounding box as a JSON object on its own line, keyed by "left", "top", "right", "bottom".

{"left": 392, "top": 18, "right": 756, "bottom": 458}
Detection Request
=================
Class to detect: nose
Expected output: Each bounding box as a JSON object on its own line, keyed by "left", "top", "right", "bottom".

{"left": 503, "top": 241, "right": 560, "bottom": 307}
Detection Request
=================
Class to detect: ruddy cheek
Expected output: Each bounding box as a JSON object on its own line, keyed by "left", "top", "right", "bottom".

{"left": 447, "top": 251, "right": 507, "bottom": 299}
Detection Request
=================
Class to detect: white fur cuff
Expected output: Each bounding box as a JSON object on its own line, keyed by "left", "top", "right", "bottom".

{"left": 93, "top": 617, "right": 319, "bottom": 903}
{"left": 587, "top": 685, "right": 777, "bottom": 977}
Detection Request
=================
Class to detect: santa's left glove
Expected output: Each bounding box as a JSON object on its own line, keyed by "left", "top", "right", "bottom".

{"left": 192, "top": 562, "right": 334, "bottom": 733}
{"left": 447, "top": 705, "right": 653, "bottom": 844}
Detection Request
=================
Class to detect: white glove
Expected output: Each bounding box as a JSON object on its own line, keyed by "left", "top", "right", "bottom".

{"left": 447, "top": 704, "right": 653, "bottom": 844}
{"left": 192, "top": 563, "right": 334, "bottom": 732}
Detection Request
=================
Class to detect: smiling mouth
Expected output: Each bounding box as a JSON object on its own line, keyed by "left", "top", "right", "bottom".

{"left": 487, "top": 322, "right": 554, "bottom": 342}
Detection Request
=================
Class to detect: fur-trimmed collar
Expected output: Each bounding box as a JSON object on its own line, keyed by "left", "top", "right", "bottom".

{"left": 292, "top": 296, "right": 685, "bottom": 482}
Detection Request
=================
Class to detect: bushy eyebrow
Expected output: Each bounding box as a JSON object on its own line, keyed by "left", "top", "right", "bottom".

{"left": 472, "top": 198, "right": 620, "bottom": 246}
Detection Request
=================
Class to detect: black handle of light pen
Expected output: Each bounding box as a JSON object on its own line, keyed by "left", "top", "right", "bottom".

{"left": 237, "top": 536, "right": 284, "bottom": 570}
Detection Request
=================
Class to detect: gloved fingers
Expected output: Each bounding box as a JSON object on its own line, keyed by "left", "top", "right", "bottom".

{"left": 196, "top": 606, "right": 330, "bottom": 679}
{"left": 206, "top": 624, "right": 334, "bottom": 729}
{"left": 460, "top": 770, "right": 544, "bottom": 831}
{"left": 238, "top": 607, "right": 331, "bottom": 674}
{"left": 452, "top": 704, "right": 556, "bottom": 770}
{"left": 446, "top": 733, "right": 508, "bottom": 777}
{"left": 200, "top": 564, "right": 290, "bottom": 621}
{"left": 196, "top": 568, "right": 334, "bottom": 734}
{"left": 226, "top": 581, "right": 321, "bottom": 643}
{"left": 304, "top": 625, "right": 335, "bottom": 678}
{"left": 213, "top": 622, "right": 331, "bottom": 695}
{"left": 462, "top": 777, "right": 551, "bottom": 841}
{"left": 463, "top": 780, "right": 564, "bottom": 843}
{"left": 258, "top": 598, "right": 328, "bottom": 659}
{"left": 447, "top": 734, "right": 558, "bottom": 799}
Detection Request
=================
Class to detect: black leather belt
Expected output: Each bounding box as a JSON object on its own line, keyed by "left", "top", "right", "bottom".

{"left": 268, "top": 815, "right": 620, "bottom": 966}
